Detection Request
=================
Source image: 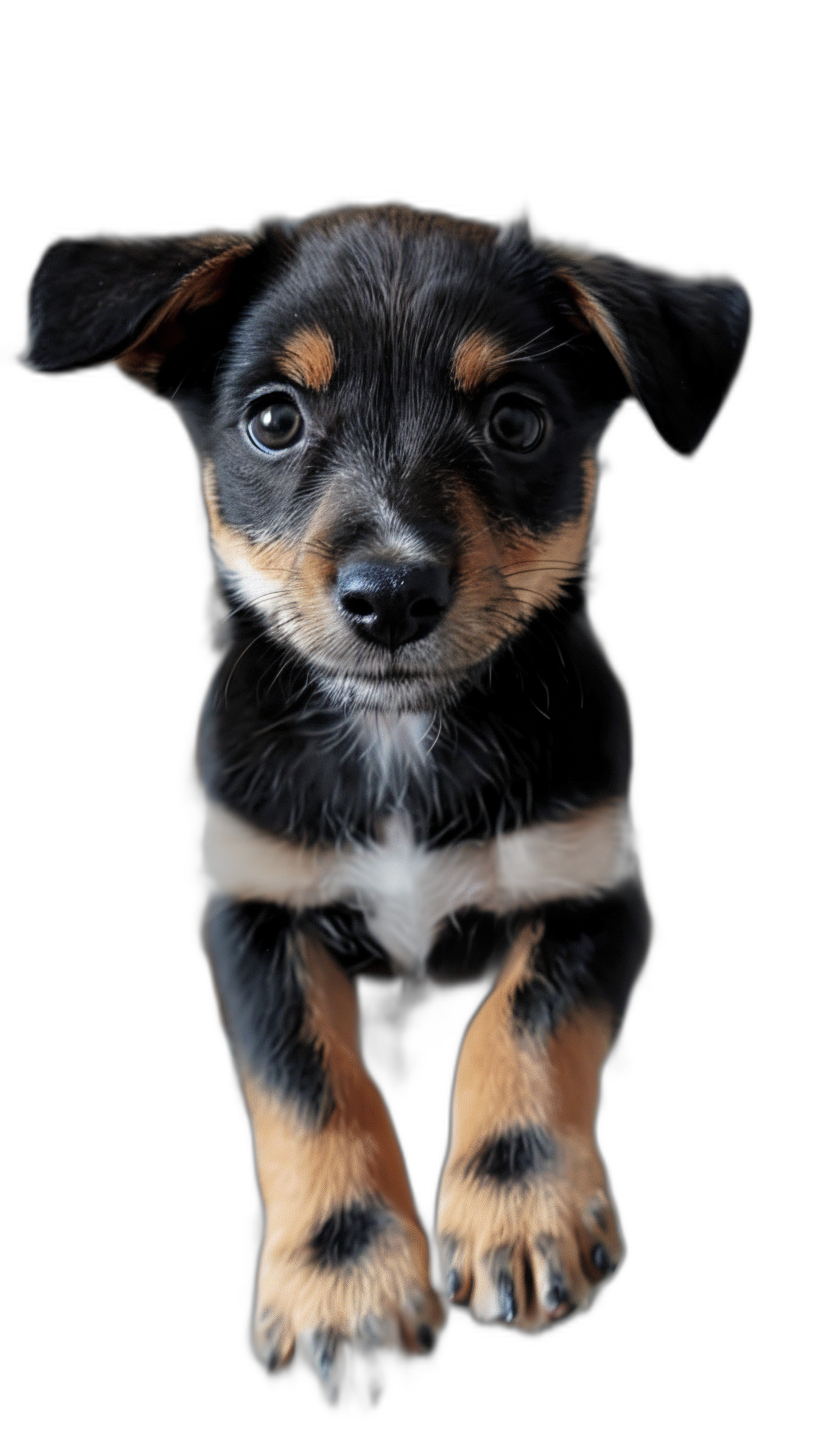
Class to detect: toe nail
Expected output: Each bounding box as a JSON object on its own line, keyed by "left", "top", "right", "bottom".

{"left": 415, "top": 1323, "right": 435, "bottom": 1351}
{"left": 497, "top": 1270, "right": 517, "bottom": 1322}
{"left": 545, "top": 1277, "right": 569, "bottom": 1312}
{"left": 592, "top": 1243, "right": 613, "bottom": 1275}
{"left": 446, "top": 1268, "right": 462, "bottom": 1298}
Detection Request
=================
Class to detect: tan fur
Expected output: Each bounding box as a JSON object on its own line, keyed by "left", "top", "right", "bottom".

{"left": 495, "top": 451, "right": 598, "bottom": 616}
{"left": 452, "top": 330, "right": 508, "bottom": 391}
{"left": 117, "top": 238, "right": 253, "bottom": 383}
{"left": 453, "top": 452, "right": 598, "bottom": 634}
{"left": 275, "top": 325, "right": 336, "bottom": 392}
{"left": 244, "top": 936, "right": 441, "bottom": 1364}
{"left": 202, "top": 458, "right": 298, "bottom": 598}
{"left": 554, "top": 270, "right": 636, "bottom": 393}
{"left": 437, "top": 925, "right": 621, "bottom": 1327}
{"left": 201, "top": 452, "right": 597, "bottom": 709}
{"left": 206, "top": 792, "right": 620, "bottom": 914}
{"left": 203, "top": 459, "right": 337, "bottom": 618}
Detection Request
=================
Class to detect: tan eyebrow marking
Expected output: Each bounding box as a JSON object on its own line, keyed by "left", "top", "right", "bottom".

{"left": 452, "top": 330, "right": 508, "bottom": 392}
{"left": 275, "top": 325, "right": 336, "bottom": 392}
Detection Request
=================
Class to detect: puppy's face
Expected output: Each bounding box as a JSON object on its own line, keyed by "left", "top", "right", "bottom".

{"left": 28, "top": 207, "right": 750, "bottom": 712}
{"left": 202, "top": 214, "right": 623, "bottom": 712}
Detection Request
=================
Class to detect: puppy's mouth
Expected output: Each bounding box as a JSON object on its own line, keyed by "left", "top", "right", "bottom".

{"left": 318, "top": 663, "right": 465, "bottom": 714}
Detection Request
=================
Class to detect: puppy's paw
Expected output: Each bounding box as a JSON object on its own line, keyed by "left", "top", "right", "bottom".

{"left": 252, "top": 1198, "right": 443, "bottom": 1393}
{"left": 437, "top": 1123, "right": 622, "bottom": 1329}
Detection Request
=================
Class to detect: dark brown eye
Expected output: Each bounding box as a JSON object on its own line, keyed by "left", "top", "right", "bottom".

{"left": 488, "top": 394, "right": 548, "bottom": 453}
{"left": 248, "top": 394, "right": 304, "bottom": 451}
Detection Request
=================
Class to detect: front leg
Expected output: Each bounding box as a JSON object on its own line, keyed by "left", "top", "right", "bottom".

{"left": 437, "top": 883, "right": 650, "bottom": 1327}
{"left": 206, "top": 898, "right": 442, "bottom": 1384}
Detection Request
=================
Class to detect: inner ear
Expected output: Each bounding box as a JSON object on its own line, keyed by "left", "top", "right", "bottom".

{"left": 27, "top": 230, "right": 263, "bottom": 393}
{"left": 546, "top": 246, "right": 750, "bottom": 454}
{"left": 116, "top": 238, "right": 255, "bottom": 387}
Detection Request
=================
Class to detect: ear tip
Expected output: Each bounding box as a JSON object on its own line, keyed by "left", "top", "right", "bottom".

{"left": 706, "top": 278, "right": 751, "bottom": 364}
{"left": 25, "top": 346, "right": 83, "bottom": 373}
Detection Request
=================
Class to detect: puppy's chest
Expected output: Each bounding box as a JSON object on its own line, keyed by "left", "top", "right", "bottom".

{"left": 349, "top": 815, "right": 495, "bottom": 972}
{"left": 205, "top": 703, "right": 636, "bottom": 973}
{"left": 339, "top": 719, "right": 489, "bottom": 972}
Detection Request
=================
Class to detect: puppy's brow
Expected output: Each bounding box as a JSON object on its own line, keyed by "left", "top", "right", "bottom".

{"left": 452, "top": 330, "right": 507, "bottom": 392}
{"left": 275, "top": 325, "right": 336, "bottom": 391}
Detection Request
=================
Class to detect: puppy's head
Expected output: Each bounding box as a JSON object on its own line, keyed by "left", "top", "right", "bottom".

{"left": 28, "top": 206, "right": 749, "bottom": 712}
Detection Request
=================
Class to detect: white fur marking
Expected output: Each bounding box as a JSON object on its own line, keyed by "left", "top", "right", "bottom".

{"left": 354, "top": 713, "right": 433, "bottom": 786}
{"left": 349, "top": 815, "right": 495, "bottom": 972}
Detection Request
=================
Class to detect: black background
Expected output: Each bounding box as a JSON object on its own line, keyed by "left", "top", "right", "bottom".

{"left": 7, "top": 53, "right": 769, "bottom": 1432}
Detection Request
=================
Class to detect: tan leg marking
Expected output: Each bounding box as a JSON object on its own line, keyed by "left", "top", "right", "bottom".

{"left": 437, "top": 925, "right": 622, "bottom": 1329}
{"left": 246, "top": 936, "right": 441, "bottom": 1370}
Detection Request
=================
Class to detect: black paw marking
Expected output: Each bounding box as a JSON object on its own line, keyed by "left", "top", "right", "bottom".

{"left": 309, "top": 1200, "right": 391, "bottom": 1268}
{"left": 467, "top": 1125, "right": 555, "bottom": 1184}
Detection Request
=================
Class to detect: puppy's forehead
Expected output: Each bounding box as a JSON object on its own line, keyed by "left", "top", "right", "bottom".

{"left": 231, "top": 214, "right": 551, "bottom": 393}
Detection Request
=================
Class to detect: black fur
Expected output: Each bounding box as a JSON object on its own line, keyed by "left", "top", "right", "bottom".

{"left": 25, "top": 205, "right": 745, "bottom": 1052}
{"left": 467, "top": 1125, "right": 555, "bottom": 1184}
{"left": 512, "top": 881, "right": 652, "bottom": 1035}
{"left": 309, "top": 1201, "right": 391, "bottom": 1267}
{"left": 198, "top": 586, "right": 631, "bottom": 846}
{"left": 25, "top": 209, "right": 746, "bottom": 1222}
{"left": 204, "top": 897, "right": 332, "bottom": 1124}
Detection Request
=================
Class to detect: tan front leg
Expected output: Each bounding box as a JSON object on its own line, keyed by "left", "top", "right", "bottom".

{"left": 437, "top": 924, "right": 622, "bottom": 1327}
{"left": 245, "top": 935, "right": 442, "bottom": 1378}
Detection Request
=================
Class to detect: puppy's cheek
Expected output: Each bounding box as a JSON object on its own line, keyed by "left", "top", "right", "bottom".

{"left": 448, "top": 457, "right": 598, "bottom": 652}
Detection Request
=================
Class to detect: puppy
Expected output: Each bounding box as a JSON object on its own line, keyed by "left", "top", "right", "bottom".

{"left": 28, "top": 206, "right": 749, "bottom": 1386}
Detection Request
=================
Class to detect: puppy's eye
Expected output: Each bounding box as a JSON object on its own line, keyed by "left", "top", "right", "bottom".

{"left": 247, "top": 394, "right": 304, "bottom": 452}
{"left": 488, "top": 395, "right": 548, "bottom": 453}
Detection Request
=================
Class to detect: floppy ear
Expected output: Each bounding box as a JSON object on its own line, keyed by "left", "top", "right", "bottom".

{"left": 27, "top": 230, "right": 261, "bottom": 391}
{"left": 547, "top": 246, "right": 750, "bottom": 453}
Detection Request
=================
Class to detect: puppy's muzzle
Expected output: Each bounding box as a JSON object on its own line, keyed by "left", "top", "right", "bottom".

{"left": 336, "top": 559, "right": 452, "bottom": 650}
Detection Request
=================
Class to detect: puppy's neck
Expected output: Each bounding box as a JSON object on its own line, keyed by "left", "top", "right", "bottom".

{"left": 354, "top": 711, "right": 434, "bottom": 789}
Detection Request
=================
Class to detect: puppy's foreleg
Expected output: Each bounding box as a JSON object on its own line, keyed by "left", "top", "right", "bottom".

{"left": 438, "top": 883, "right": 650, "bottom": 1326}
{"left": 206, "top": 899, "right": 442, "bottom": 1379}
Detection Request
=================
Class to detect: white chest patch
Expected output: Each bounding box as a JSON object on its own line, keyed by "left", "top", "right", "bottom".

{"left": 350, "top": 712, "right": 436, "bottom": 810}
{"left": 204, "top": 800, "right": 637, "bottom": 974}
{"left": 343, "top": 815, "right": 489, "bottom": 972}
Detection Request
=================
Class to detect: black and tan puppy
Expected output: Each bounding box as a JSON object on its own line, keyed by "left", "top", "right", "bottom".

{"left": 28, "top": 206, "right": 749, "bottom": 1385}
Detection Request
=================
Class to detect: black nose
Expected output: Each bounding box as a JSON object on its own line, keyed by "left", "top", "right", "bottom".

{"left": 336, "top": 560, "right": 452, "bottom": 650}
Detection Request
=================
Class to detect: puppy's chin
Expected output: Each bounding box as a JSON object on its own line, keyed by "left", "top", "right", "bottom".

{"left": 318, "top": 667, "right": 464, "bottom": 715}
